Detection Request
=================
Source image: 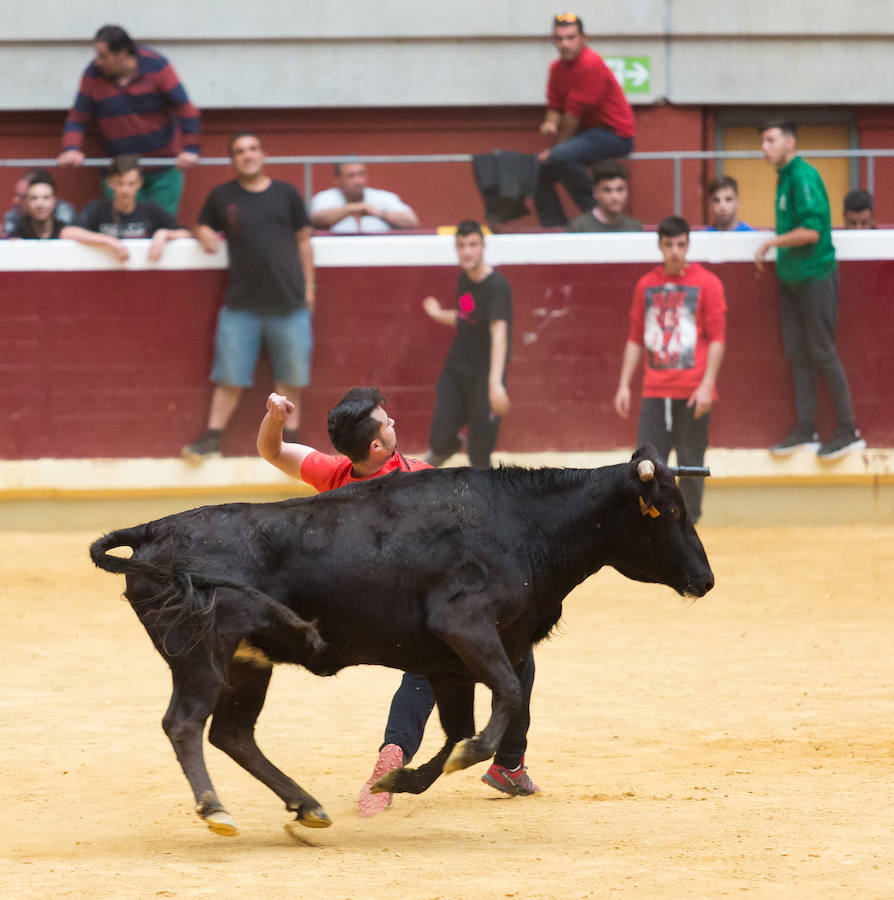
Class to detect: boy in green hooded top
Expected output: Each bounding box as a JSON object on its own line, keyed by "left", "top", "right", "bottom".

{"left": 754, "top": 118, "right": 864, "bottom": 460}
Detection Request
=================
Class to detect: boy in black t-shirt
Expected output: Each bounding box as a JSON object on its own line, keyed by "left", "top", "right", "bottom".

{"left": 62, "top": 155, "right": 189, "bottom": 262}
{"left": 421, "top": 219, "right": 512, "bottom": 469}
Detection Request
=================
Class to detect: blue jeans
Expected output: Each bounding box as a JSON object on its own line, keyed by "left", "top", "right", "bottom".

{"left": 210, "top": 306, "right": 313, "bottom": 387}
{"left": 535, "top": 129, "right": 634, "bottom": 226}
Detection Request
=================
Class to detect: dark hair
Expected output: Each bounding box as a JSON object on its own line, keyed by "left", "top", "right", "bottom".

{"left": 94, "top": 25, "right": 137, "bottom": 55}
{"left": 334, "top": 161, "right": 363, "bottom": 176}
{"left": 759, "top": 118, "right": 798, "bottom": 140}
{"left": 657, "top": 215, "right": 690, "bottom": 239}
{"left": 26, "top": 172, "right": 56, "bottom": 193}
{"left": 327, "top": 387, "right": 387, "bottom": 462}
{"left": 227, "top": 130, "right": 263, "bottom": 157}
{"left": 707, "top": 175, "right": 739, "bottom": 197}
{"left": 27, "top": 169, "right": 56, "bottom": 191}
{"left": 108, "top": 154, "right": 141, "bottom": 177}
{"left": 553, "top": 11, "right": 584, "bottom": 33}
{"left": 591, "top": 160, "right": 628, "bottom": 186}
{"left": 843, "top": 188, "right": 873, "bottom": 214}
{"left": 456, "top": 219, "right": 484, "bottom": 239}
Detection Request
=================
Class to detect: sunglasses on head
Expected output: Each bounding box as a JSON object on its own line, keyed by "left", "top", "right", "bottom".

{"left": 554, "top": 12, "right": 579, "bottom": 23}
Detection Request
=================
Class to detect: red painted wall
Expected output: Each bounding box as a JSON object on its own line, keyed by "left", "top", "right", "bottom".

{"left": 1, "top": 256, "right": 890, "bottom": 460}
{"left": 854, "top": 106, "right": 894, "bottom": 225}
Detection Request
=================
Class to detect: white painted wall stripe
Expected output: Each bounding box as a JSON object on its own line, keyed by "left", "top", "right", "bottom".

{"left": 2, "top": 231, "right": 894, "bottom": 273}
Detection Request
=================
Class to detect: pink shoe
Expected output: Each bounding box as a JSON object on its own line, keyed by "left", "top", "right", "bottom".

{"left": 357, "top": 743, "right": 403, "bottom": 818}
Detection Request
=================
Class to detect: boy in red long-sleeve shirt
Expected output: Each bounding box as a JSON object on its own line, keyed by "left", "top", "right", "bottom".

{"left": 614, "top": 216, "right": 726, "bottom": 523}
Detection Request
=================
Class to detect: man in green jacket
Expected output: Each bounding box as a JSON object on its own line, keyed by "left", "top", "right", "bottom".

{"left": 755, "top": 119, "right": 865, "bottom": 460}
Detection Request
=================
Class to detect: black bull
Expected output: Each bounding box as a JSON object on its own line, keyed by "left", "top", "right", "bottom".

{"left": 90, "top": 447, "right": 713, "bottom": 836}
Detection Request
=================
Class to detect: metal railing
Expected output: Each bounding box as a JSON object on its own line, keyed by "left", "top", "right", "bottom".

{"left": 4, "top": 148, "right": 892, "bottom": 215}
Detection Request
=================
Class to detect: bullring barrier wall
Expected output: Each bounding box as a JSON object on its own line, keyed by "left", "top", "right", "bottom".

{"left": 1, "top": 231, "right": 892, "bottom": 518}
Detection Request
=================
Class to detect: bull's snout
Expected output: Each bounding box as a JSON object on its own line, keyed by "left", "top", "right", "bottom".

{"left": 686, "top": 570, "right": 714, "bottom": 598}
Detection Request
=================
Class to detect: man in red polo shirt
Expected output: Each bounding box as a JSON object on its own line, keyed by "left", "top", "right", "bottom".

{"left": 535, "top": 12, "right": 635, "bottom": 226}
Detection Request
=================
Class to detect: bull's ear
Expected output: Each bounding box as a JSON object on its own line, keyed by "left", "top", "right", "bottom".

{"left": 638, "top": 495, "right": 661, "bottom": 518}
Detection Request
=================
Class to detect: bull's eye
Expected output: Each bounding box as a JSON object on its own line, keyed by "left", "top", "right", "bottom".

{"left": 669, "top": 504, "right": 682, "bottom": 520}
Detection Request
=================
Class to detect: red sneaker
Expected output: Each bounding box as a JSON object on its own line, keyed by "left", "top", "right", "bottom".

{"left": 357, "top": 743, "right": 403, "bottom": 817}
{"left": 481, "top": 758, "right": 540, "bottom": 796}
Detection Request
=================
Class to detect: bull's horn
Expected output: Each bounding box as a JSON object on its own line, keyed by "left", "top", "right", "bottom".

{"left": 637, "top": 460, "right": 655, "bottom": 482}
{"left": 669, "top": 465, "right": 711, "bottom": 477}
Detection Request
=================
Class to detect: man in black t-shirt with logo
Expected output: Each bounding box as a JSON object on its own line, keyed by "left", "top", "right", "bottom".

{"left": 183, "top": 130, "right": 316, "bottom": 460}
{"left": 422, "top": 219, "right": 512, "bottom": 469}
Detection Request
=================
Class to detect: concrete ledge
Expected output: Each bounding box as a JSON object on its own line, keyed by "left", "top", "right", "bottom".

{"left": 2, "top": 447, "right": 893, "bottom": 500}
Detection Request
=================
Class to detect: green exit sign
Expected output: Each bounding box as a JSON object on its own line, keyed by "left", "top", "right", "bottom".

{"left": 604, "top": 56, "right": 651, "bottom": 94}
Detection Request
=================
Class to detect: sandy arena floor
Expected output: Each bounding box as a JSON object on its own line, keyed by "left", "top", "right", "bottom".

{"left": 3, "top": 522, "right": 893, "bottom": 898}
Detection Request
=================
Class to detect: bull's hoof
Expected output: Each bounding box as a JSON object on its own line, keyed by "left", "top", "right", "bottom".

{"left": 444, "top": 738, "right": 488, "bottom": 774}
{"left": 205, "top": 809, "right": 239, "bottom": 836}
{"left": 370, "top": 768, "right": 402, "bottom": 794}
{"left": 289, "top": 806, "right": 332, "bottom": 829}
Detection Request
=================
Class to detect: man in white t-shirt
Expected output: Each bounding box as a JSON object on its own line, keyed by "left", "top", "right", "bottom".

{"left": 309, "top": 162, "right": 419, "bottom": 233}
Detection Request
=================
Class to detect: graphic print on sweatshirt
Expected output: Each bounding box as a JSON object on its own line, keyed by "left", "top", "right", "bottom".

{"left": 643, "top": 283, "right": 699, "bottom": 370}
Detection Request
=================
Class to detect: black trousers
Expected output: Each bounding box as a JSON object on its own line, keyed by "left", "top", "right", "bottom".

{"left": 637, "top": 397, "right": 710, "bottom": 524}
{"left": 779, "top": 271, "right": 856, "bottom": 432}
{"left": 429, "top": 368, "right": 502, "bottom": 468}
{"left": 382, "top": 648, "right": 535, "bottom": 770}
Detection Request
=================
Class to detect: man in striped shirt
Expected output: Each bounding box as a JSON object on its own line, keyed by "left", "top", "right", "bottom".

{"left": 58, "top": 24, "right": 200, "bottom": 216}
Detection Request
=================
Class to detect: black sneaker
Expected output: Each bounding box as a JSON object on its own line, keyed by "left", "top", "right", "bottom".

{"left": 769, "top": 428, "right": 819, "bottom": 456}
{"left": 817, "top": 427, "right": 866, "bottom": 460}
{"left": 181, "top": 431, "right": 222, "bottom": 462}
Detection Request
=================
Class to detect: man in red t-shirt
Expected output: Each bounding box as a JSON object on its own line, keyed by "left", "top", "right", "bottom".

{"left": 257, "top": 387, "right": 540, "bottom": 817}
{"left": 258, "top": 387, "right": 429, "bottom": 489}
{"left": 613, "top": 216, "right": 726, "bottom": 523}
{"left": 535, "top": 12, "right": 635, "bottom": 227}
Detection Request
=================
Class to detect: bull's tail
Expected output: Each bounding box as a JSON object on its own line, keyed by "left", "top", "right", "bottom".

{"left": 89, "top": 526, "right": 327, "bottom": 661}
{"left": 90, "top": 524, "right": 166, "bottom": 577}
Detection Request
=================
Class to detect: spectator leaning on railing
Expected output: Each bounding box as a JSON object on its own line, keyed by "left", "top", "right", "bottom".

{"left": 61, "top": 155, "right": 190, "bottom": 262}
{"left": 3, "top": 170, "right": 75, "bottom": 238}
{"left": 8, "top": 173, "right": 68, "bottom": 240}
{"left": 57, "top": 24, "right": 200, "bottom": 217}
